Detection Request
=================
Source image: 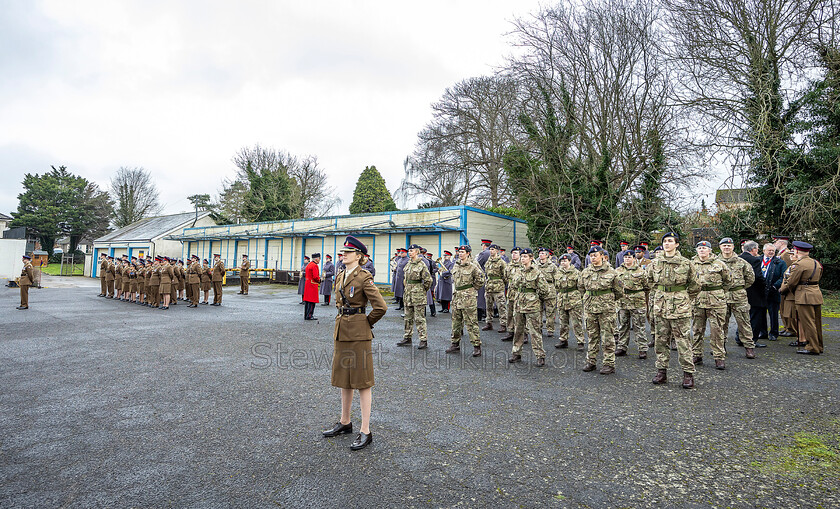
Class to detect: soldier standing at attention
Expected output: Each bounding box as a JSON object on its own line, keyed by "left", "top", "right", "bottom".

{"left": 690, "top": 241, "right": 733, "bottom": 369}
{"left": 781, "top": 241, "right": 824, "bottom": 355}
{"left": 128, "top": 259, "right": 138, "bottom": 303}
{"left": 501, "top": 247, "right": 523, "bottom": 341}
{"left": 187, "top": 255, "right": 201, "bottom": 308}
{"left": 445, "top": 245, "right": 486, "bottom": 357}
{"left": 508, "top": 248, "right": 553, "bottom": 366}
{"left": 424, "top": 251, "right": 437, "bottom": 317}
{"left": 17, "top": 254, "right": 34, "bottom": 310}
{"left": 168, "top": 258, "right": 179, "bottom": 306}
{"left": 159, "top": 257, "right": 174, "bottom": 310}
{"left": 98, "top": 252, "right": 108, "bottom": 296}
{"left": 114, "top": 256, "right": 123, "bottom": 301}
{"left": 615, "top": 251, "right": 649, "bottom": 358}
{"left": 303, "top": 253, "right": 321, "bottom": 320}
{"left": 178, "top": 260, "right": 187, "bottom": 301}
{"left": 148, "top": 257, "right": 161, "bottom": 308}
{"left": 393, "top": 249, "right": 408, "bottom": 310}
{"left": 475, "top": 239, "right": 492, "bottom": 322}
{"left": 106, "top": 256, "right": 116, "bottom": 298}
{"left": 554, "top": 253, "right": 585, "bottom": 350}
{"left": 614, "top": 241, "right": 632, "bottom": 268}
{"left": 650, "top": 232, "right": 700, "bottom": 389}
{"left": 321, "top": 254, "right": 335, "bottom": 306}
{"left": 579, "top": 247, "right": 624, "bottom": 374}
{"left": 537, "top": 247, "right": 559, "bottom": 338}
{"left": 200, "top": 259, "right": 211, "bottom": 304}
{"left": 239, "top": 254, "right": 251, "bottom": 295}
{"left": 435, "top": 250, "right": 454, "bottom": 313}
{"left": 397, "top": 245, "right": 432, "bottom": 349}
{"left": 773, "top": 236, "right": 796, "bottom": 337}
{"left": 482, "top": 244, "right": 508, "bottom": 332}
{"left": 718, "top": 238, "right": 758, "bottom": 359}
{"left": 322, "top": 236, "right": 387, "bottom": 451}
{"left": 211, "top": 254, "right": 225, "bottom": 306}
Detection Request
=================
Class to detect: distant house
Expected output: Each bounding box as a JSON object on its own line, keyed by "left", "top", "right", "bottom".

{"left": 715, "top": 188, "right": 754, "bottom": 212}
{"left": 90, "top": 211, "right": 216, "bottom": 278}
{"left": 0, "top": 212, "right": 11, "bottom": 234}
{"left": 56, "top": 236, "right": 93, "bottom": 255}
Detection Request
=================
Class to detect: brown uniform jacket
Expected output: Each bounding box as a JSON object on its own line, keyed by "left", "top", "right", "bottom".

{"left": 106, "top": 262, "right": 115, "bottom": 281}
{"left": 240, "top": 260, "right": 250, "bottom": 277}
{"left": 100, "top": 259, "right": 108, "bottom": 279}
{"left": 159, "top": 264, "right": 174, "bottom": 284}
{"left": 780, "top": 255, "right": 823, "bottom": 305}
{"left": 188, "top": 261, "right": 201, "bottom": 284}
{"left": 333, "top": 267, "right": 387, "bottom": 341}
{"left": 212, "top": 260, "right": 225, "bottom": 282}
{"left": 20, "top": 262, "right": 34, "bottom": 286}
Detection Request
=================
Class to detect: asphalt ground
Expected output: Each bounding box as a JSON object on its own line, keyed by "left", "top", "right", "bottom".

{"left": 1, "top": 276, "right": 838, "bottom": 508}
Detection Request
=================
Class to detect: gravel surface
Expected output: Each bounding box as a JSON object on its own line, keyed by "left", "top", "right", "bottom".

{"left": 1, "top": 276, "right": 838, "bottom": 508}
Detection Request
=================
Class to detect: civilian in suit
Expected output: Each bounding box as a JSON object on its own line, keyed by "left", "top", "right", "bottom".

{"left": 739, "top": 241, "right": 767, "bottom": 347}
{"left": 760, "top": 243, "right": 786, "bottom": 341}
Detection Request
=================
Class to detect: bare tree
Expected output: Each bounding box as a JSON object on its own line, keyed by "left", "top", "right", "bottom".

{"left": 110, "top": 167, "right": 162, "bottom": 228}
{"left": 288, "top": 155, "right": 340, "bottom": 217}
{"left": 400, "top": 75, "right": 522, "bottom": 208}
{"left": 505, "top": 0, "right": 700, "bottom": 245}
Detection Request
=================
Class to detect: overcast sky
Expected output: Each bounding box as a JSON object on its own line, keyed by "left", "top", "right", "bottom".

{"left": 1, "top": 0, "right": 722, "bottom": 219}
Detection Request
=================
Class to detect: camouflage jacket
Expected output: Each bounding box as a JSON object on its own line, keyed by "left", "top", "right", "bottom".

{"left": 403, "top": 257, "right": 433, "bottom": 307}
{"left": 537, "top": 259, "right": 558, "bottom": 300}
{"left": 718, "top": 254, "right": 754, "bottom": 305}
{"left": 649, "top": 252, "right": 699, "bottom": 319}
{"left": 514, "top": 263, "right": 552, "bottom": 314}
{"left": 578, "top": 263, "right": 624, "bottom": 313}
{"left": 615, "top": 263, "right": 648, "bottom": 310}
{"left": 484, "top": 254, "right": 508, "bottom": 293}
{"left": 555, "top": 266, "right": 582, "bottom": 310}
{"left": 505, "top": 260, "right": 522, "bottom": 301}
{"left": 451, "top": 257, "right": 485, "bottom": 310}
{"left": 690, "top": 255, "right": 731, "bottom": 309}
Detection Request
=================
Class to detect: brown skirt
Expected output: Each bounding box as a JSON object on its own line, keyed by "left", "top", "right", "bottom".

{"left": 331, "top": 340, "right": 374, "bottom": 389}
{"left": 201, "top": 281, "right": 211, "bottom": 292}
{"left": 159, "top": 282, "right": 171, "bottom": 294}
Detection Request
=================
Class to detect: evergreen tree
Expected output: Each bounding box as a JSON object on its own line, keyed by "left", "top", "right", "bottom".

{"left": 349, "top": 166, "right": 397, "bottom": 214}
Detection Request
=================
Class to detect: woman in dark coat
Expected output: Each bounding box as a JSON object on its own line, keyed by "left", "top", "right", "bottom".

{"left": 321, "top": 255, "right": 335, "bottom": 305}
{"left": 297, "top": 256, "right": 310, "bottom": 304}
{"left": 322, "top": 236, "right": 387, "bottom": 450}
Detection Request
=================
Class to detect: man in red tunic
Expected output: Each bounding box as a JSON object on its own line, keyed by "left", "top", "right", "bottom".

{"left": 304, "top": 253, "right": 322, "bottom": 320}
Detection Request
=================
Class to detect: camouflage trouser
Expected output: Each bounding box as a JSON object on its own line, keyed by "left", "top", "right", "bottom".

{"left": 451, "top": 306, "right": 481, "bottom": 346}
{"left": 692, "top": 306, "right": 727, "bottom": 360}
{"left": 485, "top": 291, "right": 507, "bottom": 327}
{"left": 585, "top": 311, "right": 616, "bottom": 367}
{"left": 541, "top": 298, "right": 557, "bottom": 334}
{"left": 557, "top": 306, "right": 585, "bottom": 345}
{"left": 655, "top": 316, "right": 694, "bottom": 373}
{"left": 617, "top": 308, "right": 647, "bottom": 352}
{"left": 724, "top": 303, "right": 755, "bottom": 348}
{"left": 512, "top": 311, "right": 545, "bottom": 359}
{"left": 404, "top": 305, "right": 427, "bottom": 342}
{"left": 648, "top": 297, "right": 656, "bottom": 339}
{"left": 506, "top": 290, "right": 516, "bottom": 331}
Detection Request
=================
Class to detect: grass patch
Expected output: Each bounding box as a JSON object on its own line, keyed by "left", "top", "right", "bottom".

{"left": 38, "top": 264, "right": 84, "bottom": 276}
{"left": 753, "top": 420, "right": 840, "bottom": 482}
{"left": 823, "top": 290, "right": 839, "bottom": 318}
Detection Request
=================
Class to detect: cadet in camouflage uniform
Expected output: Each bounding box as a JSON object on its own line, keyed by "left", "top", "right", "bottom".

{"left": 446, "top": 245, "right": 486, "bottom": 357}
{"left": 717, "top": 237, "right": 758, "bottom": 359}
{"left": 690, "top": 241, "right": 733, "bottom": 369}
{"left": 649, "top": 232, "right": 700, "bottom": 389}
{"left": 501, "top": 247, "right": 522, "bottom": 341}
{"left": 615, "top": 251, "right": 649, "bottom": 358}
{"left": 508, "top": 248, "right": 553, "bottom": 366}
{"left": 537, "top": 248, "right": 559, "bottom": 337}
{"left": 398, "top": 245, "right": 433, "bottom": 350}
{"left": 578, "top": 247, "right": 624, "bottom": 374}
{"left": 482, "top": 244, "right": 508, "bottom": 332}
{"left": 554, "top": 253, "right": 585, "bottom": 350}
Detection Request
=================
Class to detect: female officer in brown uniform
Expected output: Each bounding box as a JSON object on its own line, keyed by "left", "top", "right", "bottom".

{"left": 322, "top": 235, "right": 387, "bottom": 450}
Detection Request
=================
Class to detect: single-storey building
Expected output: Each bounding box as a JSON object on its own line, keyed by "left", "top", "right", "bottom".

{"left": 89, "top": 211, "right": 216, "bottom": 278}
{"left": 165, "top": 206, "right": 529, "bottom": 286}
